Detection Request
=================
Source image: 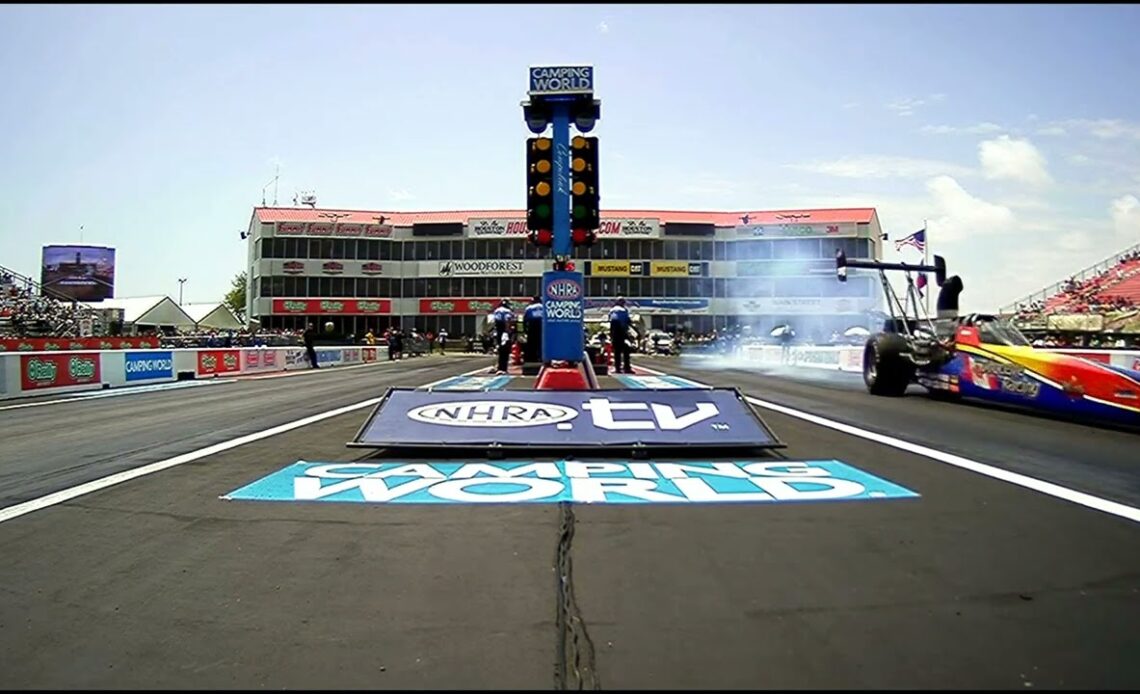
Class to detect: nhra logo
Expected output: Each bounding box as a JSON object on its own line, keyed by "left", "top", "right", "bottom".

{"left": 283, "top": 261, "right": 305, "bottom": 275}
{"left": 361, "top": 262, "right": 383, "bottom": 275}
{"left": 546, "top": 279, "right": 582, "bottom": 301}
{"left": 408, "top": 401, "right": 578, "bottom": 428}
{"left": 322, "top": 261, "right": 344, "bottom": 275}
{"left": 405, "top": 397, "right": 720, "bottom": 431}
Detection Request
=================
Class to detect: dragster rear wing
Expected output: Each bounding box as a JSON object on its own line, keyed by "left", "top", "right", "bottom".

{"left": 835, "top": 250, "right": 947, "bottom": 287}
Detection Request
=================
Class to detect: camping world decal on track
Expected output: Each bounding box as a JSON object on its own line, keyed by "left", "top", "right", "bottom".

{"left": 223, "top": 460, "right": 919, "bottom": 505}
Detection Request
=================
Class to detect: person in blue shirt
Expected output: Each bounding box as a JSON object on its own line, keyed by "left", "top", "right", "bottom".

{"left": 608, "top": 297, "right": 633, "bottom": 374}
{"left": 490, "top": 298, "right": 515, "bottom": 374}
{"left": 522, "top": 295, "right": 544, "bottom": 364}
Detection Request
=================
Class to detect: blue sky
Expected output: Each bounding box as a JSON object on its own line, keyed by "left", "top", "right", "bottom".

{"left": 2, "top": 4, "right": 1139, "bottom": 311}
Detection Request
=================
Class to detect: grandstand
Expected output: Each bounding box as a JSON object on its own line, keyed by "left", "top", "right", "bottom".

{"left": 1005, "top": 243, "right": 1140, "bottom": 315}
{"left": 1003, "top": 242, "right": 1140, "bottom": 341}
{"left": 0, "top": 263, "right": 108, "bottom": 337}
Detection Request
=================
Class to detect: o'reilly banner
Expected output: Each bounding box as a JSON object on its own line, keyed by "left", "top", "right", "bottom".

{"left": 466, "top": 218, "right": 529, "bottom": 238}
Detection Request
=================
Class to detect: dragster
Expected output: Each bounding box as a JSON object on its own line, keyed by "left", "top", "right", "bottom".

{"left": 835, "top": 250, "right": 1140, "bottom": 425}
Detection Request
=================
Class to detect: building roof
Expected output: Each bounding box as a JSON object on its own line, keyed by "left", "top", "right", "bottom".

{"left": 252, "top": 206, "right": 877, "bottom": 227}
{"left": 181, "top": 302, "right": 243, "bottom": 329}
{"left": 83, "top": 296, "right": 195, "bottom": 326}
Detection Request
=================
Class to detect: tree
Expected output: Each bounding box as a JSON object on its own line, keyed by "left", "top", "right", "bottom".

{"left": 225, "top": 271, "right": 247, "bottom": 323}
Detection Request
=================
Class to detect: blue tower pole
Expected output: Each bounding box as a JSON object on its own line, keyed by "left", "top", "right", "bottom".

{"left": 540, "top": 97, "right": 585, "bottom": 365}
{"left": 550, "top": 99, "right": 572, "bottom": 258}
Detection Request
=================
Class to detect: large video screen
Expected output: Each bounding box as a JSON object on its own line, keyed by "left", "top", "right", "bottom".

{"left": 40, "top": 245, "right": 116, "bottom": 302}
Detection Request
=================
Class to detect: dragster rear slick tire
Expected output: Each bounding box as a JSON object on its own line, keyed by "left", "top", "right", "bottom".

{"left": 864, "top": 334, "right": 914, "bottom": 397}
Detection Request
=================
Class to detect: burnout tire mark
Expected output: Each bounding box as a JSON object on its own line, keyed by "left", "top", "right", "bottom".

{"left": 554, "top": 501, "right": 600, "bottom": 690}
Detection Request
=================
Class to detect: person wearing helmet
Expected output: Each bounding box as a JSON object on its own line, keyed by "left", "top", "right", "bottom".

{"left": 491, "top": 298, "right": 515, "bottom": 374}
{"left": 608, "top": 297, "right": 633, "bottom": 374}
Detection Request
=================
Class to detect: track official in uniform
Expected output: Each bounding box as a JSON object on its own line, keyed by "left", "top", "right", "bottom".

{"left": 609, "top": 297, "right": 633, "bottom": 374}
{"left": 523, "top": 295, "right": 543, "bottom": 364}
{"left": 303, "top": 323, "right": 319, "bottom": 369}
{"left": 491, "top": 299, "right": 515, "bottom": 374}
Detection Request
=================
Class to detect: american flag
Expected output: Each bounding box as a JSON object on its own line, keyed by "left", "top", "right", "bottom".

{"left": 895, "top": 228, "right": 926, "bottom": 253}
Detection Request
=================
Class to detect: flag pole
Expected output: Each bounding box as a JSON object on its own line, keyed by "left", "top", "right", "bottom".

{"left": 923, "top": 219, "right": 930, "bottom": 315}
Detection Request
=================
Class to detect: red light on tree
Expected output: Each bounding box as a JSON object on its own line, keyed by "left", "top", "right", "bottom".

{"left": 571, "top": 228, "right": 595, "bottom": 246}
{"left": 530, "top": 229, "right": 553, "bottom": 246}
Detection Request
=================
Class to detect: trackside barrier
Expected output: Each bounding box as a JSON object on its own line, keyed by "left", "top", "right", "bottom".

{"left": 737, "top": 344, "right": 1140, "bottom": 375}
{"left": 0, "top": 345, "right": 383, "bottom": 401}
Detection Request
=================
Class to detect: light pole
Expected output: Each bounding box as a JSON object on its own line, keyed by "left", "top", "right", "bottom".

{"left": 178, "top": 277, "right": 187, "bottom": 305}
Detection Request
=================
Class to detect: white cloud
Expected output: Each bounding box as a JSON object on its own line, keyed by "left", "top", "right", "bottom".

{"left": 925, "top": 175, "right": 1016, "bottom": 243}
{"left": 1068, "top": 153, "right": 1092, "bottom": 165}
{"left": 388, "top": 188, "right": 415, "bottom": 202}
{"left": 1041, "top": 119, "right": 1140, "bottom": 140}
{"left": 886, "top": 93, "right": 947, "bottom": 117}
{"left": 788, "top": 155, "right": 973, "bottom": 179}
{"left": 1111, "top": 194, "right": 1140, "bottom": 239}
{"left": 842, "top": 102, "right": 859, "bottom": 110}
{"left": 978, "top": 135, "right": 1052, "bottom": 186}
{"left": 598, "top": 21, "right": 609, "bottom": 33}
{"left": 921, "top": 122, "right": 1003, "bottom": 135}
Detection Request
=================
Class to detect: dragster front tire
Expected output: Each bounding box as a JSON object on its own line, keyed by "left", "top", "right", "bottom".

{"left": 864, "top": 334, "right": 914, "bottom": 397}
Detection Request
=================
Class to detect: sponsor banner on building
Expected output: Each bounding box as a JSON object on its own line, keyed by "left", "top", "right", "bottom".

{"left": 197, "top": 349, "right": 241, "bottom": 376}
{"left": 466, "top": 218, "right": 529, "bottom": 238}
{"left": 0, "top": 337, "right": 160, "bottom": 352}
{"left": 425, "top": 259, "right": 543, "bottom": 277}
{"left": 266, "top": 260, "right": 395, "bottom": 278}
{"left": 352, "top": 387, "right": 777, "bottom": 450}
{"left": 650, "top": 261, "right": 706, "bottom": 277}
{"left": 419, "top": 298, "right": 531, "bottom": 315}
{"left": 20, "top": 352, "right": 102, "bottom": 391}
{"left": 273, "top": 222, "right": 395, "bottom": 238}
{"left": 583, "top": 298, "right": 710, "bottom": 316}
{"left": 589, "top": 260, "right": 630, "bottom": 277}
{"left": 271, "top": 299, "right": 392, "bottom": 315}
{"left": 225, "top": 459, "right": 918, "bottom": 505}
{"left": 542, "top": 271, "right": 585, "bottom": 362}
{"left": 735, "top": 260, "right": 834, "bottom": 277}
{"left": 733, "top": 223, "right": 847, "bottom": 238}
{"left": 124, "top": 350, "right": 174, "bottom": 381}
{"left": 597, "top": 218, "right": 661, "bottom": 238}
{"left": 735, "top": 297, "right": 871, "bottom": 314}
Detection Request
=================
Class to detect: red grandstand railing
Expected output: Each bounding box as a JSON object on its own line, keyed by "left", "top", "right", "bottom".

{"left": 1002, "top": 242, "right": 1140, "bottom": 314}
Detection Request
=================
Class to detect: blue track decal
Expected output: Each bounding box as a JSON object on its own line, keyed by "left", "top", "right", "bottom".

{"left": 223, "top": 460, "right": 919, "bottom": 505}
{"left": 613, "top": 374, "right": 707, "bottom": 389}
{"left": 428, "top": 375, "right": 513, "bottom": 391}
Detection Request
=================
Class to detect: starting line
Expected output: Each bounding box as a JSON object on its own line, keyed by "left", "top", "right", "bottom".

{"left": 224, "top": 459, "right": 919, "bottom": 505}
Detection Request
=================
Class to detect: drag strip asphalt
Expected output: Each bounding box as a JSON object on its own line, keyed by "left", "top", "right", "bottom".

{"left": 0, "top": 357, "right": 1137, "bottom": 688}
{"left": 661, "top": 356, "right": 1140, "bottom": 509}
{"left": 0, "top": 357, "right": 474, "bottom": 508}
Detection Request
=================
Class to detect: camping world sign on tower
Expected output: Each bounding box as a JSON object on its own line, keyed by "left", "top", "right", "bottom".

{"left": 529, "top": 66, "right": 594, "bottom": 96}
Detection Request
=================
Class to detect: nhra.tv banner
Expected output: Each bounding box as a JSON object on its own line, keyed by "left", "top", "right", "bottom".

{"left": 40, "top": 245, "right": 115, "bottom": 302}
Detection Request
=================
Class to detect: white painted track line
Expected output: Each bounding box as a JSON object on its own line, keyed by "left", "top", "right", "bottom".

{"left": 0, "top": 364, "right": 491, "bottom": 525}
{"left": 636, "top": 364, "right": 1140, "bottom": 524}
